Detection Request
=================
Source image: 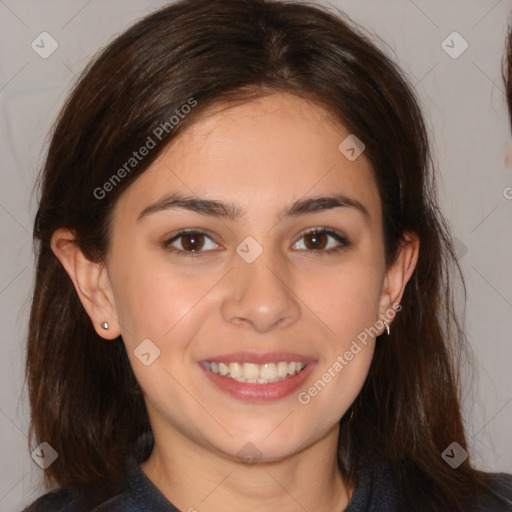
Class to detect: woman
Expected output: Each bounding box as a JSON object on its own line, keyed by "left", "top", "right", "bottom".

{"left": 23, "top": 0, "right": 512, "bottom": 510}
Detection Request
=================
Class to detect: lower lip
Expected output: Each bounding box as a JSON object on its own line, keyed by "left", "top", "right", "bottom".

{"left": 199, "top": 363, "right": 316, "bottom": 402}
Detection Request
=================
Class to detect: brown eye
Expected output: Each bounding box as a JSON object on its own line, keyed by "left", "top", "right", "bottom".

{"left": 163, "top": 230, "right": 219, "bottom": 255}
{"left": 180, "top": 233, "right": 205, "bottom": 251}
{"left": 303, "top": 231, "right": 328, "bottom": 250}
{"left": 292, "top": 228, "right": 349, "bottom": 253}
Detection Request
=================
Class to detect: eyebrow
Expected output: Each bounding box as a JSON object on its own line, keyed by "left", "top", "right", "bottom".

{"left": 137, "top": 192, "right": 370, "bottom": 222}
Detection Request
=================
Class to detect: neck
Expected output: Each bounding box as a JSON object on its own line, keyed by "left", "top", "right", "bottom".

{"left": 140, "top": 423, "right": 353, "bottom": 512}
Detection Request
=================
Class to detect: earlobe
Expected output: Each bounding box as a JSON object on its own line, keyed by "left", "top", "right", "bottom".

{"left": 50, "top": 228, "right": 121, "bottom": 340}
{"left": 378, "top": 232, "right": 420, "bottom": 330}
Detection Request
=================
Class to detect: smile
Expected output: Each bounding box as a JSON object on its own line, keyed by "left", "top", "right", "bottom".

{"left": 201, "top": 361, "right": 307, "bottom": 384}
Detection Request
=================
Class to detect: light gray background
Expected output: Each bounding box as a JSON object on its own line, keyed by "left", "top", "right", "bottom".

{"left": 1, "top": 0, "right": 511, "bottom": 510}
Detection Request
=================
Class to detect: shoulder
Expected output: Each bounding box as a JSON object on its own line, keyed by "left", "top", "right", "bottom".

{"left": 21, "top": 487, "right": 134, "bottom": 512}
{"left": 22, "top": 488, "right": 87, "bottom": 512}
{"left": 476, "top": 472, "right": 512, "bottom": 511}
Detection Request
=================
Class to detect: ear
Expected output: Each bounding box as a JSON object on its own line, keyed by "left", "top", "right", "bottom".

{"left": 51, "top": 228, "right": 121, "bottom": 340}
{"left": 377, "top": 232, "right": 420, "bottom": 331}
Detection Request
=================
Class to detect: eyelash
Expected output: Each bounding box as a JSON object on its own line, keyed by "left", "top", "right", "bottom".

{"left": 162, "top": 227, "right": 350, "bottom": 258}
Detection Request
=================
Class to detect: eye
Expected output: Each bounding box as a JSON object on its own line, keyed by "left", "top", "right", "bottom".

{"left": 163, "top": 230, "right": 219, "bottom": 256}
{"left": 162, "top": 227, "right": 349, "bottom": 258}
{"left": 292, "top": 228, "right": 349, "bottom": 254}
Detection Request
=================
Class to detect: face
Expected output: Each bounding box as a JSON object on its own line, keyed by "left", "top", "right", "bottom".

{"left": 104, "top": 93, "right": 393, "bottom": 462}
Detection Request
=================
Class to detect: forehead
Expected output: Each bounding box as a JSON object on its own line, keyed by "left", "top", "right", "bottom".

{"left": 115, "top": 93, "right": 381, "bottom": 224}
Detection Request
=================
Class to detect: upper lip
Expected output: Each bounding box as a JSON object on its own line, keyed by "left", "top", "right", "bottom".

{"left": 199, "top": 352, "right": 316, "bottom": 364}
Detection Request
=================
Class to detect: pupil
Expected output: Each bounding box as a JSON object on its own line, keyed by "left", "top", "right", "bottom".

{"left": 183, "top": 233, "right": 203, "bottom": 251}
{"left": 306, "top": 232, "right": 326, "bottom": 250}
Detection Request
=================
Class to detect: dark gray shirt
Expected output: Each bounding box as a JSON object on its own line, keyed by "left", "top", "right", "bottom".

{"left": 23, "top": 451, "right": 512, "bottom": 511}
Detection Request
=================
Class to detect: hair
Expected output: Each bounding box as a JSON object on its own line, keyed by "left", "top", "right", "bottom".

{"left": 25, "top": 0, "right": 510, "bottom": 510}
{"left": 504, "top": 23, "right": 512, "bottom": 129}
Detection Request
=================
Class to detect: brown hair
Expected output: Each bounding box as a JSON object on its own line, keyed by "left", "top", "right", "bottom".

{"left": 26, "top": 0, "right": 508, "bottom": 510}
{"left": 504, "top": 23, "right": 512, "bottom": 129}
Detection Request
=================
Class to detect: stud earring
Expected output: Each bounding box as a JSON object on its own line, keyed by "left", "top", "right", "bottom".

{"left": 101, "top": 322, "right": 109, "bottom": 330}
{"left": 383, "top": 320, "right": 390, "bottom": 335}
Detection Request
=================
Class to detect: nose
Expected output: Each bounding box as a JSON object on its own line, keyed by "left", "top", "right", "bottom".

{"left": 221, "top": 243, "right": 301, "bottom": 333}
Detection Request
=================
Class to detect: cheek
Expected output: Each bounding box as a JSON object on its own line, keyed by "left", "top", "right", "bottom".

{"left": 297, "top": 274, "right": 378, "bottom": 425}
{"left": 114, "top": 267, "right": 201, "bottom": 343}
{"left": 303, "top": 260, "right": 382, "bottom": 345}
{"left": 111, "top": 263, "right": 214, "bottom": 405}
{"left": 111, "top": 249, "right": 225, "bottom": 367}
{"left": 112, "top": 239, "right": 384, "bottom": 356}
{"left": 294, "top": 258, "right": 382, "bottom": 411}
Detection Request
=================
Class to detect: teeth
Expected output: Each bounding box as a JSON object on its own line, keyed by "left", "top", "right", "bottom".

{"left": 242, "top": 363, "right": 260, "bottom": 380}
{"left": 205, "top": 360, "right": 307, "bottom": 383}
{"left": 260, "top": 363, "right": 276, "bottom": 380}
{"left": 229, "top": 362, "right": 242, "bottom": 379}
{"left": 277, "top": 361, "right": 288, "bottom": 378}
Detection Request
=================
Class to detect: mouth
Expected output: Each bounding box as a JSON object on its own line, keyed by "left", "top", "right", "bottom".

{"left": 198, "top": 353, "right": 315, "bottom": 402}
{"left": 200, "top": 360, "right": 308, "bottom": 384}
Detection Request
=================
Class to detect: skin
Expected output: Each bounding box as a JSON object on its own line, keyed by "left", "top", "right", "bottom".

{"left": 52, "top": 93, "right": 419, "bottom": 512}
